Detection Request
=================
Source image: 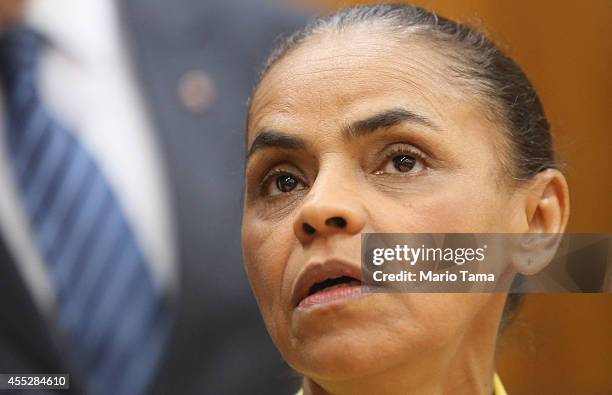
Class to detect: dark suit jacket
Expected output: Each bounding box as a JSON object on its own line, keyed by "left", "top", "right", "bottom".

{"left": 0, "top": 0, "right": 306, "bottom": 393}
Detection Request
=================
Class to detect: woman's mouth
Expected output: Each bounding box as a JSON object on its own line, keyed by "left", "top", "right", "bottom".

{"left": 293, "top": 260, "right": 365, "bottom": 310}
{"left": 298, "top": 276, "right": 363, "bottom": 309}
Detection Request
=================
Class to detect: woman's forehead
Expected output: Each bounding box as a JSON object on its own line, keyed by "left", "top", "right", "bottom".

{"left": 249, "top": 30, "right": 467, "bottom": 139}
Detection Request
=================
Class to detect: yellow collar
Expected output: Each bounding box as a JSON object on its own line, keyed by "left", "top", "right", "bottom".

{"left": 493, "top": 373, "right": 508, "bottom": 395}
{"left": 295, "top": 373, "right": 507, "bottom": 395}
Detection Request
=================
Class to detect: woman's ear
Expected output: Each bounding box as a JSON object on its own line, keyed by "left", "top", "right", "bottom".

{"left": 523, "top": 169, "right": 570, "bottom": 234}
{"left": 511, "top": 169, "right": 570, "bottom": 275}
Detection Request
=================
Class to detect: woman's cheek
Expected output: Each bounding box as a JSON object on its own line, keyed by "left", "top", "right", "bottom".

{"left": 248, "top": 249, "right": 278, "bottom": 304}
{"left": 369, "top": 196, "right": 478, "bottom": 233}
{"left": 361, "top": 174, "right": 488, "bottom": 231}
{"left": 412, "top": 187, "right": 503, "bottom": 231}
{"left": 243, "top": 215, "right": 295, "bottom": 321}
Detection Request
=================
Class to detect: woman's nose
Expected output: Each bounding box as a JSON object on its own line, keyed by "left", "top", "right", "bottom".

{"left": 293, "top": 193, "right": 367, "bottom": 244}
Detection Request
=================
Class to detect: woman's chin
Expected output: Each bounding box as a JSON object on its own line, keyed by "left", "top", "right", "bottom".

{"left": 286, "top": 340, "right": 389, "bottom": 382}
{"left": 283, "top": 326, "right": 413, "bottom": 382}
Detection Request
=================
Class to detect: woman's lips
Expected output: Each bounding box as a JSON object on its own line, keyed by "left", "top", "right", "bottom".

{"left": 292, "top": 259, "right": 364, "bottom": 310}
{"left": 297, "top": 283, "right": 363, "bottom": 309}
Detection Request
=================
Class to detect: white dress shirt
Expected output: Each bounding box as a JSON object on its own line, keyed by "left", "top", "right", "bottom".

{"left": 0, "top": 0, "right": 177, "bottom": 318}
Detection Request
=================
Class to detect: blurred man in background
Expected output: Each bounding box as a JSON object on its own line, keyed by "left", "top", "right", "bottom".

{"left": 0, "top": 0, "right": 305, "bottom": 394}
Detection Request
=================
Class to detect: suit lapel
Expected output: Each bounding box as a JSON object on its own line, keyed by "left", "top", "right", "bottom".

{"left": 0, "top": 236, "right": 74, "bottom": 379}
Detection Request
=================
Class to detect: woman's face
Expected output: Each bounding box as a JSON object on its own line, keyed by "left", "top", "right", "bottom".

{"left": 242, "top": 29, "right": 526, "bottom": 382}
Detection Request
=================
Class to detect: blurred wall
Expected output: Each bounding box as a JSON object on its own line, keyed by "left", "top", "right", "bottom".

{"left": 301, "top": 1, "right": 612, "bottom": 393}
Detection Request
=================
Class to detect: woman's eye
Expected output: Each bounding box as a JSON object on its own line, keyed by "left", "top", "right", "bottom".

{"left": 265, "top": 173, "right": 303, "bottom": 196}
{"left": 276, "top": 174, "right": 298, "bottom": 192}
{"left": 393, "top": 155, "right": 417, "bottom": 172}
{"left": 377, "top": 154, "right": 425, "bottom": 175}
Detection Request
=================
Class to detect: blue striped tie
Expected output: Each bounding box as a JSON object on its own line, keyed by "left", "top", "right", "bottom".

{"left": 0, "top": 27, "right": 170, "bottom": 395}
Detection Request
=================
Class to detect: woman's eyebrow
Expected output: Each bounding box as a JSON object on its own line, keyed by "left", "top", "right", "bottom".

{"left": 247, "top": 130, "right": 306, "bottom": 160}
{"left": 344, "top": 108, "right": 439, "bottom": 138}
